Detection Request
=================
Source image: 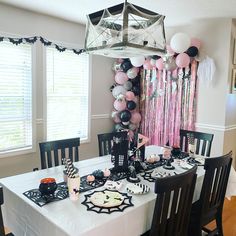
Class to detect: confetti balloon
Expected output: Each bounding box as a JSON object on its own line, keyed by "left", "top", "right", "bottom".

{"left": 123, "top": 81, "right": 133, "bottom": 90}
{"left": 112, "top": 85, "right": 127, "bottom": 98}
{"left": 127, "top": 67, "right": 139, "bottom": 79}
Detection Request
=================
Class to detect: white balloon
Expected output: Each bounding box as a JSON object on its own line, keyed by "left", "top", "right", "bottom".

{"left": 112, "top": 85, "right": 127, "bottom": 98}
{"left": 170, "top": 33, "right": 191, "bottom": 54}
{"left": 130, "top": 56, "right": 145, "bottom": 67}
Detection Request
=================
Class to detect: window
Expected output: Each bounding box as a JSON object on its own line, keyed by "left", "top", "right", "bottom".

{"left": 0, "top": 42, "right": 32, "bottom": 154}
{"left": 46, "top": 48, "right": 89, "bottom": 141}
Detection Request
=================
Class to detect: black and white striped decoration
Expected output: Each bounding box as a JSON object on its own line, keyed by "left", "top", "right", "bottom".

{"left": 126, "top": 183, "right": 150, "bottom": 194}
{"left": 64, "top": 158, "right": 76, "bottom": 178}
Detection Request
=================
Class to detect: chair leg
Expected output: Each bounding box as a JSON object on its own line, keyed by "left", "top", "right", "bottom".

{"left": 188, "top": 224, "right": 202, "bottom": 236}
{"left": 216, "top": 213, "right": 223, "bottom": 236}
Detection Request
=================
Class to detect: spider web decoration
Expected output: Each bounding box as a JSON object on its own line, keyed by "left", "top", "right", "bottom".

{"left": 81, "top": 190, "right": 133, "bottom": 214}
{"left": 80, "top": 175, "right": 107, "bottom": 193}
{"left": 140, "top": 169, "right": 179, "bottom": 182}
{"left": 140, "top": 171, "right": 156, "bottom": 182}
{"left": 23, "top": 182, "right": 68, "bottom": 207}
{"left": 85, "top": 1, "right": 166, "bottom": 58}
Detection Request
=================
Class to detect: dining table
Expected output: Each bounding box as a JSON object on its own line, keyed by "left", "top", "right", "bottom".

{"left": 1, "top": 146, "right": 236, "bottom": 236}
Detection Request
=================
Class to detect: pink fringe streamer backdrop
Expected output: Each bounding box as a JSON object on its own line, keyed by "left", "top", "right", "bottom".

{"left": 140, "top": 60, "right": 198, "bottom": 147}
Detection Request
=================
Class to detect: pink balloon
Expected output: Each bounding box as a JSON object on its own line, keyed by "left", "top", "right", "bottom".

{"left": 156, "top": 58, "right": 164, "bottom": 70}
{"left": 114, "top": 99, "right": 126, "bottom": 111}
{"left": 125, "top": 91, "right": 135, "bottom": 101}
{"left": 115, "top": 72, "right": 128, "bottom": 85}
{"left": 130, "top": 112, "right": 141, "bottom": 124}
{"left": 175, "top": 53, "right": 190, "bottom": 68}
{"left": 191, "top": 38, "right": 201, "bottom": 49}
{"left": 166, "top": 45, "right": 175, "bottom": 55}
{"left": 143, "top": 59, "right": 152, "bottom": 70}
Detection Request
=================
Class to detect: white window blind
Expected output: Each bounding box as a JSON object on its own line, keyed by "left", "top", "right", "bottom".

{"left": 46, "top": 47, "right": 89, "bottom": 141}
{"left": 0, "top": 42, "right": 32, "bottom": 153}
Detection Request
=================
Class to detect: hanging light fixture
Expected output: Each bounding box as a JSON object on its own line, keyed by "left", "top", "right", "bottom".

{"left": 84, "top": 1, "right": 166, "bottom": 58}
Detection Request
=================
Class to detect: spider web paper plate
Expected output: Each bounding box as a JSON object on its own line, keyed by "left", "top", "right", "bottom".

{"left": 82, "top": 189, "right": 133, "bottom": 214}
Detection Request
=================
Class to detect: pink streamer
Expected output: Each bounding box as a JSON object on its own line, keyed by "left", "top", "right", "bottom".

{"left": 140, "top": 61, "right": 198, "bottom": 147}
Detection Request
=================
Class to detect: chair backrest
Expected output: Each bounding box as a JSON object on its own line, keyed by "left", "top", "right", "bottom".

{"left": 0, "top": 187, "right": 13, "bottom": 236}
{"left": 150, "top": 165, "right": 197, "bottom": 236}
{"left": 199, "top": 151, "right": 232, "bottom": 225}
{"left": 97, "top": 131, "right": 128, "bottom": 156}
{"left": 39, "top": 137, "right": 80, "bottom": 169}
{"left": 180, "top": 129, "right": 214, "bottom": 157}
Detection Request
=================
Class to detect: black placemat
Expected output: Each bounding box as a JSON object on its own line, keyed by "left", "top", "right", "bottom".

{"left": 23, "top": 182, "right": 68, "bottom": 207}
{"left": 81, "top": 189, "right": 133, "bottom": 214}
{"left": 23, "top": 171, "right": 130, "bottom": 207}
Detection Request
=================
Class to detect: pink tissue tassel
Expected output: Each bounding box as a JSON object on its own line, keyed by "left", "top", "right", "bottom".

{"left": 188, "top": 60, "right": 197, "bottom": 131}
{"left": 173, "top": 68, "right": 183, "bottom": 146}
{"left": 168, "top": 71, "right": 177, "bottom": 146}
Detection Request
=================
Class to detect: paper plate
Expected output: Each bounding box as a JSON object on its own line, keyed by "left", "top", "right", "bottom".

{"left": 126, "top": 183, "right": 150, "bottom": 195}
{"left": 151, "top": 169, "right": 172, "bottom": 178}
{"left": 195, "top": 156, "right": 205, "bottom": 165}
{"left": 180, "top": 162, "right": 193, "bottom": 170}
{"left": 90, "top": 190, "right": 124, "bottom": 208}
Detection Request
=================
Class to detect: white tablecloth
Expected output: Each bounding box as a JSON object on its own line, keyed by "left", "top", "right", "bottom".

{"left": 0, "top": 151, "right": 234, "bottom": 236}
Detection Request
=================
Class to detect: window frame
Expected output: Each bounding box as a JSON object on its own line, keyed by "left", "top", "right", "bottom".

{"left": 0, "top": 42, "right": 36, "bottom": 158}
{"left": 42, "top": 45, "right": 92, "bottom": 144}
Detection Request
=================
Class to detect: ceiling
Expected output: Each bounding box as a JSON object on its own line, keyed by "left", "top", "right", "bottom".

{"left": 0, "top": 0, "right": 236, "bottom": 26}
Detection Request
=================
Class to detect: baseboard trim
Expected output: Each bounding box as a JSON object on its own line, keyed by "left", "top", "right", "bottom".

{"left": 195, "top": 123, "right": 236, "bottom": 132}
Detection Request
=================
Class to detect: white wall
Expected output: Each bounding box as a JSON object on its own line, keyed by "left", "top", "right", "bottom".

{"left": 0, "top": 3, "right": 114, "bottom": 177}
{"left": 166, "top": 18, "right": 236, "bottom": 167}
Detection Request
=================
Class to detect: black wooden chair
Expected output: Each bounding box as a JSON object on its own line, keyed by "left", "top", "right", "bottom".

{"left": 0, "top": 187, "right": 14, "bottom": 236}
{"left": 97, "top": 131, "right": 128, "bottom": 156}
{"left": 142, "top": 165, "right": 197, "bottom": 236}
{"left": 188, "top": 151, "right": 232, "bottom": 236}
{"left": 39, "top": 137, "right": 80, "bottom": 169}
{"left": 180, "top": 129, "right": 214, "bottom": 157}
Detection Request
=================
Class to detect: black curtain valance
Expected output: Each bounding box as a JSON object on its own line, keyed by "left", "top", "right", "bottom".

{"left": 0, "top": 36, "right": 85, "bottom": 55}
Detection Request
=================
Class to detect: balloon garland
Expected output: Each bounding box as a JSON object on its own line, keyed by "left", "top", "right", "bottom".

{"left": 110, "top": 33, "right": 202, "bottom": 144}
{"left": 111, "top": 58, "right": 143, "bottom": 139}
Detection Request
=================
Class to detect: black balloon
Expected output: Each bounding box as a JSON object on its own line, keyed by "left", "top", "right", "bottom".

{"left": 151, "top": 55, "right": 161, "bottom": 60}
{"left": 132, "top": 86, "right": 140, "bottom": 96}
{"left": 131, "top": 75, "right": 140, "bottom": 85}
{"left": 119, "top": 110, "right": 131, "bottom": 122}
{"left": 186, "top": 46, "right": 198, "bottom": 57}
{"left": 127, "top": 101, "right": 136, "bottom": 110}
{"left": 121, "top": 60, "right": 132, "bottom": 72}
